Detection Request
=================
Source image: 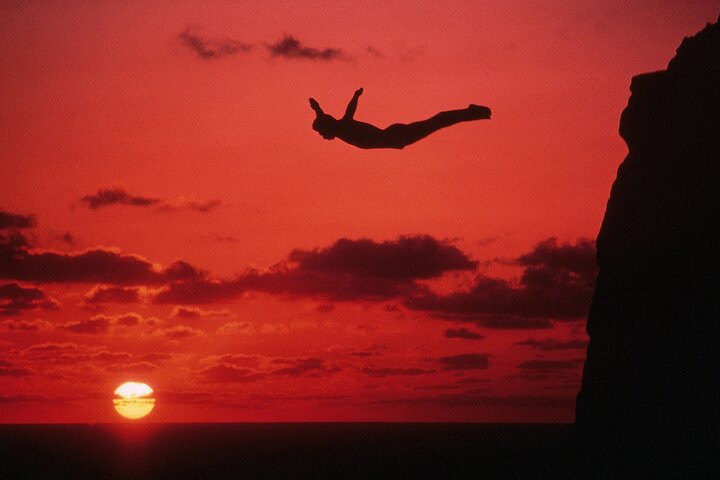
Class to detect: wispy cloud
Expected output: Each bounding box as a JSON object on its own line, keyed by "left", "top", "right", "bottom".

{"left": 60, "top": 312, "right": 152, "bottom": 334}
{"left": 178, "top": 28, "right": 254, "bottom": 60}
{"left": 270, "top": 357, "right": 340, "bottom": 377}
{"left": 169, "top": 305, "right": 234, "bottom": 319}
{"left": 80, "top": 187, "right": 158, "bottom": 209}
{"left": 80, "top": 187, "right": 220, "bottom": 213}
{"left": 62, "top": 316, "right": 111, "bottom": 334}
{"left": 267, "top": 35, "right": 347, "bottom": 61}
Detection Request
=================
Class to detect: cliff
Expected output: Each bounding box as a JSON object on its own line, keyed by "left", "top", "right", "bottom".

{"left": 575, "top": 17, "right": 720, "bottom": 478}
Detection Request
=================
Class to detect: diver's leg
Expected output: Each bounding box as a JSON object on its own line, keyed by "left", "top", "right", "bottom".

{"left": 423, "top": 105, "right": 491, "bottom": 129}
{"left": 383, "top": 105, "right": 491, "bottom": 148}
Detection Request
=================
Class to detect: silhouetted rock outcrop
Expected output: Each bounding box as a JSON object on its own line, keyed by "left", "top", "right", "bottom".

{"left": 576, "top": 17, "right": 720, "bottom": 478}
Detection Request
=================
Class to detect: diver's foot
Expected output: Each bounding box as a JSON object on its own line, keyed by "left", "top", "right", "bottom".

{"left": 468, "top": 104, "right": 491, "bottom": 119}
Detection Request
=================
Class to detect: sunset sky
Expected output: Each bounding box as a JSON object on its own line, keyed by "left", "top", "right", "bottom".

{"left": 2, "top": 1, "right": 718, "bottom": 423}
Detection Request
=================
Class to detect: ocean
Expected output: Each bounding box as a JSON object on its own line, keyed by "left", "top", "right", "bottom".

{"left": 1, "top": 423, "right": 576, "bottom": 479}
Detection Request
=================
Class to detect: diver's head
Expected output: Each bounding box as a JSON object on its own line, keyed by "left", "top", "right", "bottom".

{"left": 312, "top": 114, "right": 337, "bottom": 140}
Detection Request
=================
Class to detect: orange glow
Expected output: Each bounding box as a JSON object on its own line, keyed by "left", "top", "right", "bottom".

{"left": 1, "top": 2, "right": 718, "bottom": 424}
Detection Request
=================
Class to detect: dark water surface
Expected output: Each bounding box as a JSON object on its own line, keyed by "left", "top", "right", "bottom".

{"left": 1, "top": 423, "right": 576, "bottom": 479}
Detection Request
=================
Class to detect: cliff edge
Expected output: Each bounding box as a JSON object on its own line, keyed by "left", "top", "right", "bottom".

{"left": 575, "top": 16, "right": 720, "bottom": 478}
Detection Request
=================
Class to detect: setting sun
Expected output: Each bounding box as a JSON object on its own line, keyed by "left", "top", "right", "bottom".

{"left": 113, "top": 382, "right": 155, "bottom": 420}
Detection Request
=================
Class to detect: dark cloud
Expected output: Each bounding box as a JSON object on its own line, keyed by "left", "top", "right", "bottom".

{"left": 444, "top": 328, "right": 485, "bottom": 340}
{"left": 0, "top": 211, "right": 36, "bottom": 230}
{"left": 80, "top": 187, "right": 220, "bottom": 213}
{"left": 62, "top": 316, "right": 111, "bottom": 334}
{"left": 81, "top": 187, "right": 159, "bottom": 209}
{"left": 178, "top": 28, "right": 253, "bottom": 60}
{"left": 243, "top": 269, "right": 420, "bottom": 301}
{"left": 1, "top": 231, "right": 202, "bottom": 285}
{"left": 200, "top": 364, "right": 264, "bottom": 383}
{"left": 267, "top": 35, "right": 346, "bottom": 61}
{"left": 517, "top": 237, "right": 596, "bottom": 274}
{"left": 83, "top": 285, "right": 141, "bottom": 306}
{"left": 405, "top": 238, "right": 596, "bottom": 325}
{"left": 289, "top": 235, "right": 476, "bottom": 280}
{"left": 271, "top": 357, "right": 339, "bottom": 377}
{"left": 437, "top": 353, "right": 490, "bottom": 370}
{"left": 515, "top": 338, "right": 589, "bottom": 350}
{"left": 517, "top": 359, "right": 584, "bottom": 371}
{"left": 0, "top": 283, "right": 59, "bottom": 316}
{"left": 362, "top": 367, "right": 434, "bottom": 377}
{"left": 155, "top": 235, "right": 475, "bottom": 304}
{"left": 476, "top": 316, "right": 552, "bottom": 329}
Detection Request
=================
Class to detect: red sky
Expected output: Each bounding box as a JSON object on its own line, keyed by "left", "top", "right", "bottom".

{"left": 1, "top": 1, "right": 718, "bottom": 423}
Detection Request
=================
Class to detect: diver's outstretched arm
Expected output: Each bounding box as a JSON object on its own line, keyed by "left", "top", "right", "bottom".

{"left": 343, "top": 88, "right": 363, "bottom": 120}
{"left": 309, "top": 98, "right": 324, "bottom": 116}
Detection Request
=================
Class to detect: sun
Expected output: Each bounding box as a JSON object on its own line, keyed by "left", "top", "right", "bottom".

{"left": 113, "top": 381, "right": 155, "bottom": 420}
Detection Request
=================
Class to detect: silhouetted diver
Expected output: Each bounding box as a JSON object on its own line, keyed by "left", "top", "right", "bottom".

{"left": 309, "top": 88, "right": 491, "bottom": 149}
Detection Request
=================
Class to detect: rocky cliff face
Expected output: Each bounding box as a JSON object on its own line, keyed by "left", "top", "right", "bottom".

{"left": 575, "top": 17, "right": 720, "bottom": 478}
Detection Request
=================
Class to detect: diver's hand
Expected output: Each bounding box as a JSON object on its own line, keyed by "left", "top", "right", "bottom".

{"left": 309, "top": 98, "right": 320, "bottom": 110}
{"left": 354, "top": 88, "right": 363, "bottom": 97}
